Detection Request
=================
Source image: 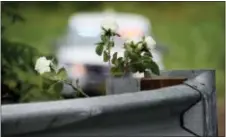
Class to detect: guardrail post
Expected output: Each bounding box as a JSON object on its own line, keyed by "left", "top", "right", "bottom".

{"left": 183, "top": 70, "right": 218, "bottom": 137}
{"left": 161, "top": 70, "right": 218, "bottom": 137}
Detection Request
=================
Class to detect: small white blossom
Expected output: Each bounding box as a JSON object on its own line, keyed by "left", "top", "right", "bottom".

{"left": 144, "top": 36, "right": 156, "bottom": 49}
{"left": 35, "top": 57, "right": 51, "bottom": 74}
{"left": 101, "top": 17, "right": 118, "bottom": 33}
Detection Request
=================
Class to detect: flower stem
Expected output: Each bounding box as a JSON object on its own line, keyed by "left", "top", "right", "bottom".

{"left": 71, "top": 83, "right": 89, "bottom": 97}
{"left": 64, "top": 80, "right": 89, "bottom": 98}
{"left": 107, "top": 37, "right": 112, "bottom": 95}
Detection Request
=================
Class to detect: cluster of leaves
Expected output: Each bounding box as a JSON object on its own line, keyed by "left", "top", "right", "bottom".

{"left": 123, "top": 39, "right": 160, "bottom": 76}
{"left": 95, "top": 28, "right": 125, "bottom": 76}
{"left": 1, "top": 3, "right": 42, "bottom": 103}
{"left": 41, "top": 59, "right": 89, "bottom": 99}
{"left": 1, "top": 3, "right": 69, "bottom": 103}
{"left": 95, "top": 28, "right": 118, "bottom": 61}
{"left": 2, "top": 3, "right": 88, "bottom": 103}
{"left": 1, "top": 37, "right": 67, "bottom": 103}
{"left": 1, "top": 38, "right": 40, "bottom": 103}
{"left": 1, "top": 2, "right": 25, "bottom": 33}
{"left": 95, "top": 28, "right": 160, "bottom": 77}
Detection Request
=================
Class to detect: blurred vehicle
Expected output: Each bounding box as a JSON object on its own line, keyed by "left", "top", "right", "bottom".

{"left": 56, "top": 11, "right": 166, "bottom": 96}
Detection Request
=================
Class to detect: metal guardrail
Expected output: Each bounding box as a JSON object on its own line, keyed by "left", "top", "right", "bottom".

{"left": 2, "top": 70, "right": 217, "bottom": 137}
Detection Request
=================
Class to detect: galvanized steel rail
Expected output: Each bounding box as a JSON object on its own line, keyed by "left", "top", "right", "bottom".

{"left": 2, "top": 70, "right": 217, "bottom": 137}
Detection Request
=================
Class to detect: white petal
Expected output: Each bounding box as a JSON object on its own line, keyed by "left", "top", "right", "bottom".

{"left": 35, "top": 56, "right": 52, "bottom": 74}
{"left": 145, "top": 36, "right": 156, "bottom": 49}
{"left": 101, "top": 17, "right": 118, "bottom": 33}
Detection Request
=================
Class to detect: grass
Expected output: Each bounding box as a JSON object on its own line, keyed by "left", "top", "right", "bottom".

{"left": 3, "top": 2, "right": 225, "bottom": 99}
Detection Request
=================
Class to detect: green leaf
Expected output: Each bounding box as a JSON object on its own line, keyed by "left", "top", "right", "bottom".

{"left": 136, "top": 62, "right": 145, "bottom": 72}
{"left": 149, "top": 61, "right": 160, "bottom": 75}
{"left": 125, "top": 45, "right": 133, "bottom": 52}
{"left": 129, "top": 52, "right": 139, "bottom": 60}
{"left": 52, "top": 82, "right": 63, "bottom": 93}
{"left": 101, "top": 34, "right": 107, "bottom": 41}
{"left": 124, "top": 50, "right": 129, "bottom": 58}
{"left": 130, "top": 43, "right": 137, "bottom": 49}
{"left": 113, "top": 32, "right": 121, "bottom": 37}
{"left": 101, "top": 27, "right": 107, "bottom": 32}
{"left": 42, "top": 72, "right": 59, "bottom": 81}
{"left": 111, "top": 52, "right": 117, "bottom": 64}
{"left": 110, "top": 66, "right": 123, "bottom": 77}
{"left": 57, "top": 67, "right": 67, "bottom": 80}
{"left": 48, "top": 82, "right": 63, "bottom": 96}
{"left": 117, "top": 57, "right": 125, "bottom": 70}
{"left": 95, "top": 44, "right": 104, "bottom": 56}
{"left": 42, "top": 77, "right": 56, "bottom": 90}
{"left": 141, "top": 44, "right": 150, "bottom": 52}
{"left": 109, "top": 41, "right": 114, "bottom": 48}
{"left": 103, "top": 51, "right": 110, "bottom": 62}
{"left": 3, "top": 79, "right": 17, "bottom": 89}
{"left": 142, "top": 55, "right": 151, "bottom": 62}
{"left": 143, "top": 51, "right": 153, "bottom": 58}
{"left": 117, "top": 57, "right": 123, "bottom": 64}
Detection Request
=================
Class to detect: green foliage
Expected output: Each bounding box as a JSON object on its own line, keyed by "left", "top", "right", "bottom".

{"left": 110, "top": 66, "right": 124, "bottom": 77}
{"left": 47, "top": 82, "right": 63, "bottom": 98}
{"left": 2, "top": 38, "right": 40, "bottom": 103}
{"left": 111, "top": 52, "right": 118, "bottom": 64}
{"left": 1, "top": 36, "right": 66, "bottom": 103}
{"left": 42, "top": 72, "right": 59, "bottom": 81}
{"left": 148, "top": 60, "right": 160, "bottom": 75}
{"left": 2, "top": 2, "right": 224, "bottom": 99}
{"left": 1, "top": 4, "right": 65, "bottom": 103}
{"left": 95, "top": 26, "right": 160, "bottom": 77}
{"left": 56, "top": 67, "right": 68, "bottom": 80}
{"left": 42, "top": 77, "right": 56, "bottom": 91}
{"left": 95, "top": 42, "right": 104, "bottom": 56}
{"left": 103, "top": 51, "right": 110, "bottom": 62}
{"left": 96, "top": 28, "right": 120, "bottom": 60}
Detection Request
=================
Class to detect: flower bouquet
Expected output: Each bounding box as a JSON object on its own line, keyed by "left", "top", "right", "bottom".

{"left": 95, "top": 17, "right": 186, "bottom": 94}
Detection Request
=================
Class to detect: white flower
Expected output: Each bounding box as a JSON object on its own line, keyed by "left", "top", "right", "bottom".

{"left": 35, "top": 57, "right": 52, "bottom": 74}
{"left": 144, "top": 36, "right": 156, "bottom": 49}
{"left": 101, "top": 17, "right": 118, "bottom": 33}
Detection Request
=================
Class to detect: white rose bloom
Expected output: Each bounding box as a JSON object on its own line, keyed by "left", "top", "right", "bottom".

{"left": 35, "top": 57, "right": 52, "bottom": 74}
{"left": 145, "top": 36, "right": 156, "bottom": 49}
{"left": 101, "top": 17, "right": 118, "bottom": 33}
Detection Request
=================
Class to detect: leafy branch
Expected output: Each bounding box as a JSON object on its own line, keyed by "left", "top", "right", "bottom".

{"left": 95, "top": 18, "right": 160, "bottom": 78}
